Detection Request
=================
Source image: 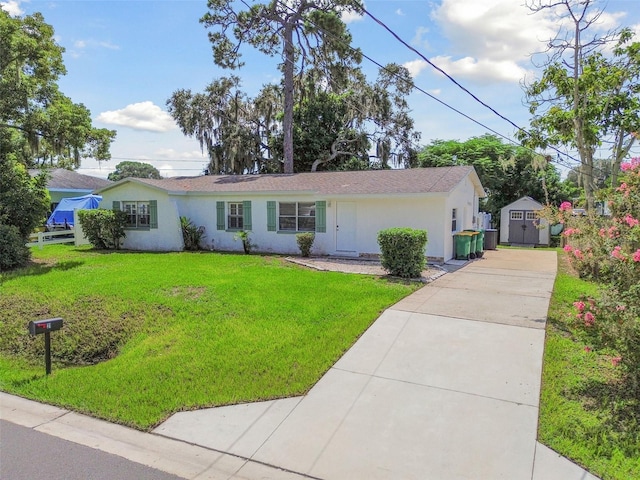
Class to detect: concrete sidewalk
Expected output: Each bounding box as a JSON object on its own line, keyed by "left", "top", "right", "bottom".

{"left": 1, "top": 249, "right": 601, "bottom": 479}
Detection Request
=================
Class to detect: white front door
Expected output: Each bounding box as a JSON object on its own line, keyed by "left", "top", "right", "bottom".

{"left": 336, "top": 202, "right": 356, "bottom": 252}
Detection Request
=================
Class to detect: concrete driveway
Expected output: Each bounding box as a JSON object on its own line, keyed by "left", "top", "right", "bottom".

{"left": 154, "top": 249, "right": 599, "bottom": 479}
{"left": 2, "top": 249, "right": 600, "bottom": 479}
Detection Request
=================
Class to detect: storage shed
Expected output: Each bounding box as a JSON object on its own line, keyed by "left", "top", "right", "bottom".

{"left": 499, "top": 196, "right": 549, "bottom": 246}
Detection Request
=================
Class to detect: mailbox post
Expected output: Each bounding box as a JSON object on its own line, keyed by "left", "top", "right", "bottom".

{"left": 28, "top": 318, "right": 63, "bottom": 375}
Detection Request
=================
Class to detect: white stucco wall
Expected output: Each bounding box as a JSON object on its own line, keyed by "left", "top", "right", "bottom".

{"left": 329, "top": 196, "right": 445, "bottom": 260}
{"left": 177, "top": 194, "right": 334, "bottom": 255}
{"left": 170, "top": 193, "right": 451, "bottom": 259}
{"left": 99, "top": 183, "right": 183, "bottom": 251}
{"left": 97, "top": 172, "right": 482, "bottom": 261}
{"left": 443, "top": 176, "right": 483, "bottom": 260}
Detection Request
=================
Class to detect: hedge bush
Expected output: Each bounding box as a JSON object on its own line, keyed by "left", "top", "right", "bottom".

{"left": 296, "top": 232, "right": 315, "bottom": 257}
{"left": 377, "top": 227, "right": 428, "bottom": 278}
{"left": 0, "top": 224, "right": 31, "bottom": 271}
{"left": 78, "top": 209, "right": 128, "bottom": 250}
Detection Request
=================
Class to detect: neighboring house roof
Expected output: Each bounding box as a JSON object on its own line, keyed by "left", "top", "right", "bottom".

{"left": 96, "top": 166, "right": 485, "bottom": 197}
{"left": 29, "top": 168, "right": 112, "bottom": 192}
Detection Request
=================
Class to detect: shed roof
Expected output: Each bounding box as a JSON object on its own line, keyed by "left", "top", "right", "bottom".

{"left": 501, "top": 196, "right": 544, "bottom": 210}
{"left": 97, "top": 166, "right": 485, "bottom": 197}
{"left": 30, "top": 168, "right": 112, "bottom": 191}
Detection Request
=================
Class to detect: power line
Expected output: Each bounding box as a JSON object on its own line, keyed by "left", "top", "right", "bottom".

{"left": 350, "top": 2, "right": 631, "bottom": 181}
{"left": 107, "top": 156, "right": 208, "bottom": 163}
{"left": 268, "top": 0, "right": 589, "bottom": 176}
{"left": 355, "top": 3, "right": 586, "bottom": 165}
{"left": 78, "top": 167, "right": 204, "bottom": 172}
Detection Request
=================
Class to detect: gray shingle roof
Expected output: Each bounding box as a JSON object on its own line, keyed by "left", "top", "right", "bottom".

{"left": 107, "top": 166, "right": 482, "bottom": 197}
{"left": 29, "top": 169, "right": 112, "bottom": 191}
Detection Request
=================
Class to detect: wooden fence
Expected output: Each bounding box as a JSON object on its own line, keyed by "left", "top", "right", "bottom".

{"left": 27, "top": 229, "right": 76, "bottom": 249}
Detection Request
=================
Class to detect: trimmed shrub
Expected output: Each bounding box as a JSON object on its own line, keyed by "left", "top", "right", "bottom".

{"left": 377, "top": 227, "right": 428, "bottom": 278}
{"left": 0, "top": 224, "right": 31, "bottom": 271}
{"left": 181, "top": 216, "right": 206, "bottom": 251}
{"left": 78, "top": 209, "right": 127, "bottom": 250}
{"left": 296, "top": 232, "right": 315, "bottom": 257}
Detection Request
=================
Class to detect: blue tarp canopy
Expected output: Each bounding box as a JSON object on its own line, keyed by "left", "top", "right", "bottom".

{"left": 47, "top": 194, "right": 102, "bottom": 227}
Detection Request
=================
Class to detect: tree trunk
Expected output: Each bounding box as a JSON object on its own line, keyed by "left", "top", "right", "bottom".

{"left": 283, "top": 19, "right": 295, "bottom": 174}
{"left": 581, "top": 152, "right": 595, "bottom": 211}
{"left": 572, "top": 18, "right": 596, "bottom": 210}
{"left": 611, "top": 133, "right": 636, "bottom": 188}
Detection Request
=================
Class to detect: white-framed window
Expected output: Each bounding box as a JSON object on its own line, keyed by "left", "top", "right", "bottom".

{"left": 279, "top": 202, "right": 315, "bottom": 232}
{"left": 451, "top": 208, "right": 457, "bottom": 232}
{"left": 123, "top": 201, "right": 150, "bottom": 228}
{"left": 228, "top": 202, "right": 244, "bottom": 230}
{"left": 216, "top": 201, "right": 251, "bottom": 231}
{"left": 526, "top": 211, "right": 536, "bottom": 221}
{"left": 510, "top": 211, "right": 523, "bottom": 221}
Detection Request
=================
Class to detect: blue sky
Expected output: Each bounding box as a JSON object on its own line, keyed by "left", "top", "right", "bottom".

{"left": 3, "top": 0, "right": 640, "bottom": 178}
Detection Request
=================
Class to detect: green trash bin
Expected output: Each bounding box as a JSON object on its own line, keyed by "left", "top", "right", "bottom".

{"left": 464, "top": 229, "right": 482, "bottom": 258}
{"left": 466, "top": 231, "right": 478, "bottom": 258}
{"left": 476, "top": 230, "right": 485, "bottom": 257}
{"left": 454, "top": 233, "right": 471, "bottom": 260}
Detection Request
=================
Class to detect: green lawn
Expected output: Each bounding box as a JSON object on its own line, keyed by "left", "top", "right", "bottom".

{"left": 0, "top": 245, "right": 419, "bottom": 430}
{"left": 538, "top": 251, "right": 640, "bottom": 480}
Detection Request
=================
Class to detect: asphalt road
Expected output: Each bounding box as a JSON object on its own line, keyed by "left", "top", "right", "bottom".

{"left": 0, "top": 420, "right": 186, "bottom": 480}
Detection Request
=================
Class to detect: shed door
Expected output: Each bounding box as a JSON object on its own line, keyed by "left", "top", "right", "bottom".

{"left": 336, "top": 202, "right": 356, "bottom": 252}
{"left": 509, "top": 210, "right": 538, "bottom": 244}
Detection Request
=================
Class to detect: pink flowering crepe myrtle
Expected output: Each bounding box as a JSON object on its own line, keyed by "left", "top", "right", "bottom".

{"left": 573, "top": 299, "right": 597, "bottom": 327}
{"left": 620, "top": 157, "right": 640, "bottom": 172}
{"left": 616, "top": 182, "right": 631, "bottom": 197}
{"left": 566, "top": 157, "right": 640, "bottom": 372}
{"left": 559, "top": 201, "right": 573, "bottom": 212}
{"left": 624, "top": 214, "right": 640, "bottom": 228}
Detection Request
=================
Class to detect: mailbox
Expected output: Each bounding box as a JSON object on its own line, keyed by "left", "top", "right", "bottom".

{"left": 27, "top": 317, "right": 63, "bottom": 375}
{"left": 28, "top": 318, "right": 63, "bottom": 335}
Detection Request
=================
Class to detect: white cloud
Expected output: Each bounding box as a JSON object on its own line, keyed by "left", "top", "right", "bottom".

{"left": 587, "top": 10, "right": 626, "bottom": 32}
{"left": 432, "top": 0, "right": 557, "bottom": 63}
{"left": 429, "top": 0, "right": 631, "bottom": 86}
{"left": 340, "top": 3, "right": 365, "bottom": 24}
{"left": 396, "top": 9, "right": 405, "bottom": 16}
{"left": 97, "top": 101, "right": 177, "bottom": 132}
{"left": 0, "top": 0, "right": 23, "bottom": 16}
{"left": 430, "top": 55, "right": 528, "bottom": 84}
{"left": 403, "top": 59, "right": 429, "bottom": 78}
{"left": 98, "top": 41, "right": 120, "bottom": 50}
{"left": 412, "top": 26, "right": 430, "bottom": 50}
{"left": 69, "top": 38, "right": 120, "bottom": 58}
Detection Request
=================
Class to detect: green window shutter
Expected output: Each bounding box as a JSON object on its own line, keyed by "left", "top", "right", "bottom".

{"left": 315, "top": 201, "right": 326, "bottom": 233}
{"left": 267, "top": 201, "right": 276, "bottom": 232}
{"left": 243, "top": 200, "right": 252, "bottom": 231}
{"left": 112, "top": 201, "right": 121, "bottom": 211}
{"left": 216, "top": 201, "right": 225, "bottom": 230}
{"left": 149, "top": 200, "right": 158, "bottom": 229}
